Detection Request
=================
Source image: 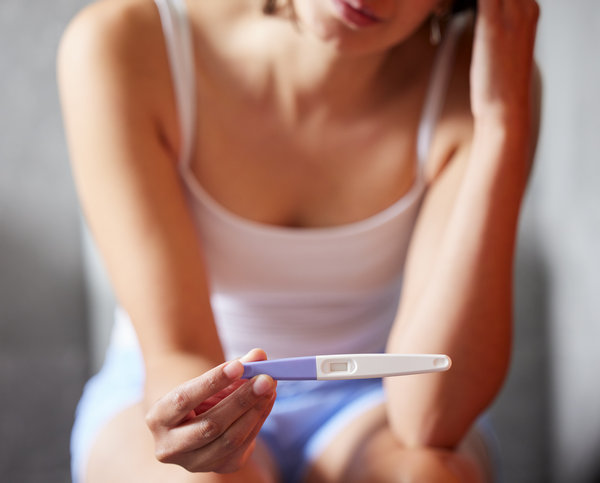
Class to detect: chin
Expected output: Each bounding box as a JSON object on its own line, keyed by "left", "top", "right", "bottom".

{"left": 292, "top": 0, "right": 405, "bottom": 56}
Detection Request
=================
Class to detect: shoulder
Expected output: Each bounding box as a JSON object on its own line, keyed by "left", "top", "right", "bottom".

{"left": 57, "top": 0, "right": 170, "bottom": 109}
{"left": 57, "top": 0, "right": 178, "bottom": 155}
{"left": 58, "top": 0, "right": 161, "bottom": 67}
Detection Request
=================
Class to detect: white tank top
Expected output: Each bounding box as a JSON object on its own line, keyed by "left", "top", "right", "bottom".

{"left": 123, "top": 0, "right": 469, "bottom": 360}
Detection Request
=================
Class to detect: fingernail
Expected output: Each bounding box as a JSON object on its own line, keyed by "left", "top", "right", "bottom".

{"left": 253, "top": 375, "right": 273, "bottom": 396}
{"left": 224, "top": 360, "right": 243, "bottom": 379}
{"left": 240, "top": 351, "right": 253, "bottom": 363}
{"left": 241, "top": 349, "right": 260, "bottom": 362}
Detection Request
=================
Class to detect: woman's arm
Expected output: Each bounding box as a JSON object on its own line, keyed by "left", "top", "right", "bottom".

{"left": 57, "top": 1, "right": 275, "bottom": 472}
{"left": 385, "top": 0, "right": 541, "bottom": 448}
{"left": 57, "top": 1, "right": 223, "bottom": 393}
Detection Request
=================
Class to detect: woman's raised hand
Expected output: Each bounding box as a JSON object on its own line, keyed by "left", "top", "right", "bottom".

{"left": 470, "top": 0, "right": 540, "bottom": 123}
{"left": 145, "top": 349, "right": 276, "bottom": 473}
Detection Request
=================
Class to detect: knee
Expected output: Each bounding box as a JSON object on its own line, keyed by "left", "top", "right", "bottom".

{"left": 389, "top": 446, "right": 486, "bottom": 483}
{"left": 345, "top": 429, "right": 488, "bottom": 483}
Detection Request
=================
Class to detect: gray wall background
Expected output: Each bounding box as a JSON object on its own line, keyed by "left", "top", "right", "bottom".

{"left": 1, "top": 1, "right": 598, "bottom": 482}
{"left": 0, "top": 0, "right": 90, "bottom": 482}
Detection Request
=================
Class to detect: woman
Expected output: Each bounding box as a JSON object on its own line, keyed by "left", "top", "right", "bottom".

{"left": 58, "top": 0, "right": 540, "bottom": 481}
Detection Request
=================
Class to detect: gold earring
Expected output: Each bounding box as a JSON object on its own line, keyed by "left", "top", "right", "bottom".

{"left": 430, "top": 1, "right": 452, "bottom": 46}
{"left": 430, "top": 14, "right": 442, "bottom": 45}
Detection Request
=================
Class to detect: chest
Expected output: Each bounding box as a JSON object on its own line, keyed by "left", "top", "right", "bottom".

{"left": 187, "top": 85, "right": 426, "bottom": 229}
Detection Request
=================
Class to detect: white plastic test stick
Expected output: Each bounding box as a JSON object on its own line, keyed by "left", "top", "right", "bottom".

{"left": 242, "top": 353, "right": 452, "bottom": 381}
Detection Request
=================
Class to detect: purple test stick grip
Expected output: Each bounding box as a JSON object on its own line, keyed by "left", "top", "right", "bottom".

{"left": 242, "top": 356, "right": 317, "bottom": 380}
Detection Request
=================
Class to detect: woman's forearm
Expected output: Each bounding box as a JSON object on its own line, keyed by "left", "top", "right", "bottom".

{"left": 385, "top": 118, "right": 531, "bottom": 448}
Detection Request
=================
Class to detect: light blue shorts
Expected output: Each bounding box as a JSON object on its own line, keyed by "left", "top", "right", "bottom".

{"left": 70, "top": 325, "right": 146, "bottom": 483}
{"left": 70, "top": 322, "right": 501, "bottom": 483}
{"left": 70, "top": 321, "right": 385, "bottom": 483}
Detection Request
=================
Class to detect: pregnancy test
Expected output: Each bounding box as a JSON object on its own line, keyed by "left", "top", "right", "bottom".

{"left": 241, "top": 353, "right": 451, "bottom": 381}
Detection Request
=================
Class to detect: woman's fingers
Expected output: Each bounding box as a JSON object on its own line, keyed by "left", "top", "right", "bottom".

{"left": 471, "top": 0, "right": 540, "bottom": 119}
{"left": 207, "top": 391, "right": 277, "bottom": 474}
{"left": 503, "top": 0, "right": 540, "bottom": 20}
{"left": 145, "top": 348, "right": 276, "bottom": 472}
{"left": 170, "top": 375, "right": 275, "bottom": 447}
{"left": 146, "top": 359, "right": 245, "bottom": 429}
{"left": 191, "top": 348, "right": 272, "bottom": 414}
{"left": 147, "top": 348, "right": 269, "bottom": 428}
{"left": 193, "top": 379, "right": 246, "bottom": 415}
{"left": 477, "top": 0, "right": 500, "bottom": 17}
{"left": 477, "top": 0, "right": 540, "bottom": 30}
{"left": 240, "top": 348, "right": 268, "bottom": 363}
{"left": 154, "top": 375, "right": 276, "bottom": 468}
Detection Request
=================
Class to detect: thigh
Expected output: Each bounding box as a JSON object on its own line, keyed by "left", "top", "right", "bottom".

{"left": 304, "top": 404, "right": 493, "bottom": 483}
{"left": 85, "top": 402, "right": 278, "bottom": 483}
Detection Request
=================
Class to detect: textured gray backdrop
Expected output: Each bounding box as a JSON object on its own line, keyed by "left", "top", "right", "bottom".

{"left": 1, "top": 1, "right": 598, "bottom": 482}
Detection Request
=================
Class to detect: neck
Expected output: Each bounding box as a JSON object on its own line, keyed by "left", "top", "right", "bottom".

{"left": 277, "top": 41, "right": 384, "bottom": 118}
{"left": 264, "top": 17, "right": 432, "bottom": 123}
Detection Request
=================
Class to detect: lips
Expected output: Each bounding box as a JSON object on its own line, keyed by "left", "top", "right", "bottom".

{"left": 330, "top": 0, "right": 383, "bottom": 28}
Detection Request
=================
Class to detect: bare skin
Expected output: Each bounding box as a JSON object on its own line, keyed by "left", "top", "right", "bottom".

{"left": 58, "top": 0, "right": 540, "bottom": 481}
{"left": 86, "top": 350, "right": 280, "bottom": 483}
{"left": 306, "top": 403, "right": 492, "bottom": 483}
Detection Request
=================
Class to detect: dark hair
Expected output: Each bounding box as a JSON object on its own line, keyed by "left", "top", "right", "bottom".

{"left": 452, "top": 0, "right": 477, "bottom": 14}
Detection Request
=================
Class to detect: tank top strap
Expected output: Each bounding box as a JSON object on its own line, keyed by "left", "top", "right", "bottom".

{"left": 154, "top": 0, "right": 196, "bottom": 167}
{"left": 416, "top": 11, "right": 472, "bottom": 170}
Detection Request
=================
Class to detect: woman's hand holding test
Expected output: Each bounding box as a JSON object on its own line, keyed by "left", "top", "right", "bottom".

{"left": 145, "top": 350, "right": 276, "bottom": 474}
